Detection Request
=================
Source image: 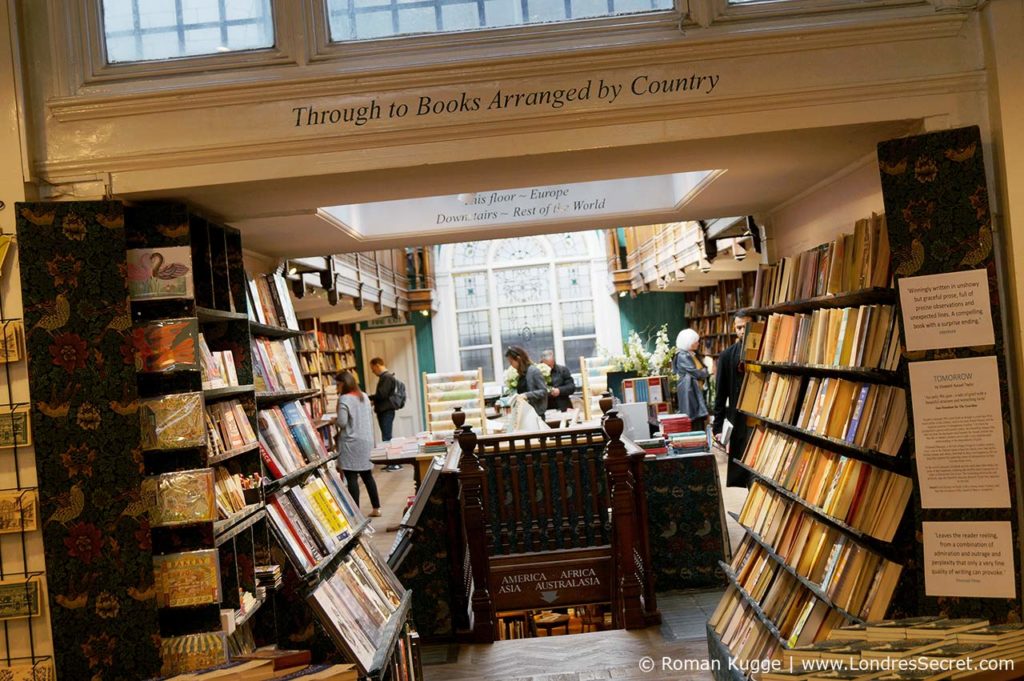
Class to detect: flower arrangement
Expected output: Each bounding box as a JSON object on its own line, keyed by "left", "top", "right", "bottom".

{"left": 502, "top": 361, "right": 553, "bottom": 393}
{"left": 603, "top": 324, "right": 677, "bottom": 381}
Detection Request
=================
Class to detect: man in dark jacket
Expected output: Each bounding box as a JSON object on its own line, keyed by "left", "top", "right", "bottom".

{"left": 540, "top": 350, "right": 575, "bottom": 412}
{"left": 713, "top": 311, "right": 752, "bottom": 488}
{"left": 368, "top": 357, "right": 401, "bottom": 471}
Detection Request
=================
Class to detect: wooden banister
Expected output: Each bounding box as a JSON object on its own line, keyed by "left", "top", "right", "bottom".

{"left": 457, "top": 423, "right": 496, "bottom": 643}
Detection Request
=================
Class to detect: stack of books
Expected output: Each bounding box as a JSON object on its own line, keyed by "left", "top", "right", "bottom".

{"left": 668, "top": 430, "right": 710, "bottom": 454}
{"left": 255, "top": 564, "right": 282, "bottom": 591}
{"left": 658, "top": 414, "right": 693, "bottom": 435}
{"left": 634, "top": 437, "right": 668, "bottom": 456}
{"left": 764, "top": 617, "right": 1024, "bottom": 681}
{"left": 418, "top": 439, "right": 448, "bottom": 455}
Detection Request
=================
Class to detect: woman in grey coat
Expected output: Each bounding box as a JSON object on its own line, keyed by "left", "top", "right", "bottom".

{"left": 672, "top": 328, "right": 710, "bottom": 431}
{"left": 335, "top": 371, "right": 382, "bottom": 517}
{"left": 505, "top": 346, "right": 548, "bottom": 419}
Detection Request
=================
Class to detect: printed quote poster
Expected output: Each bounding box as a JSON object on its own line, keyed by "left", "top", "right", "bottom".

{"left": 908, "top": 356, "right": 1011, "bottom": 509}
{"left": 898, "top": 269, "right": 995, "bottom": 352}
{"left": 923, "top": 521, "right": 1016, "bottom": 598}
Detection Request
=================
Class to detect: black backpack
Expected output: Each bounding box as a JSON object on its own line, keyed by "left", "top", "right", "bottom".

{"left": 390, "top": 377, "right": 407, "bottom": 410}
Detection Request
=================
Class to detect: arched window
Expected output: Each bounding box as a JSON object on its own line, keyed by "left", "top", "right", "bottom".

{"left": 436, "top": 231, "right": 617, "bottom": 383}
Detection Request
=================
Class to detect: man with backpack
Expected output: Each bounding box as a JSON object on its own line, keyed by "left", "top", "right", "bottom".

{"left": 368, "top": 357, "right": 407, "bottom": 471}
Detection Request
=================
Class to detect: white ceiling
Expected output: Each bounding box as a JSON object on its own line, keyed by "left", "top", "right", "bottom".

{"left": 118, "top": 120, "right": 916, "bottom": 258}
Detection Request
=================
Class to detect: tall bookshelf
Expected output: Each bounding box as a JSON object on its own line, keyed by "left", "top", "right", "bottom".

{"left": 706, "top": 219, "right": 918, "bottom": 676}
{"left": 126, "top": 203, "right": 273, "bottom": 673}
{"left": 296, "top": 318, "right": 360, "bottom": 448}
{"left": 684, "top": 274, "right": 757, "bottom": 357}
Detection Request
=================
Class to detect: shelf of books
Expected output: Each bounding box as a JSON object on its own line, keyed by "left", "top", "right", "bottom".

{"left": 423, "top": 369, "right": 487, "bottom": 434}
{"left": 707, "top": 213, "right": 920, "bottom": 677}
{"left": 296, "top": 319, "right": 360, "bottom": 450}
{"left": 683, "top": 273, "right": 757, "bottom": 357}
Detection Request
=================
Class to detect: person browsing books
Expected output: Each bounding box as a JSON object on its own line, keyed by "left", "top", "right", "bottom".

{"left": 505, "top": 346, "right": 548, "bottom": 419}
{"left": 540, "top": 349, "right": 576, "bottom": 412}
{"left": 368, "top": 357, "right": 404, "bottom": 471}
{"left": 672, "top": 328, "right": 710, "bottom": 431}
{"left": 713, "top": 311, "right": 753, "bottom": 488}
{"left": 335, "top": 371, "right": 382, "bottom": 517}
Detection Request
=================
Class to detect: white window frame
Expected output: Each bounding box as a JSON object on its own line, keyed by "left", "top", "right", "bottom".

{"left": 710, "top": 0, "right": 928, "bottom": 23}
{"left": 57, "top": 0, "right": 298, "bottom": 86}
{"left": 434, "top": 232, "right": 621, "bottom": 391}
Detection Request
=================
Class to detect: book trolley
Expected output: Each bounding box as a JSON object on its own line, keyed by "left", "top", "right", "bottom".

{"left": 422, "top": 369, "right": 487, "bottom": 435}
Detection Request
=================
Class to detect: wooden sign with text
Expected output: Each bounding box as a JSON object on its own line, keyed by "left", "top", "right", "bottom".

{"left": 489, "top": 548, "right": 611, "bottom": 611}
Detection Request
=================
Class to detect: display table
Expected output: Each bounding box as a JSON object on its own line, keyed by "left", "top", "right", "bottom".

{"left": 370, "top": 435, "right": 445, "bottom": 482}
{"left": 643, "top": 451, "right": 729, "bottom": 591}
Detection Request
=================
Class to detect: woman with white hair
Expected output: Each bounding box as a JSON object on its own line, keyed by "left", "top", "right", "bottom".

{"left": 672, "top": 328, "right": 710, "bottom": 430}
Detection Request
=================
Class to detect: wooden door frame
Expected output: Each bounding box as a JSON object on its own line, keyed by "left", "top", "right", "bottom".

{"left": 359, "top": 324, "right": 423, "bottom": 434}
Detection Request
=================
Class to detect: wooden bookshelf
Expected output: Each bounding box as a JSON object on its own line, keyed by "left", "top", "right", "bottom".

{"left": 580, "top": 355, "right": 613, "bottom": 421}
{"left": 709, "top": 227, "right": 916, "bottom": 669}
{"left": 683, "top": 273, "right": 756, "bottom": 357}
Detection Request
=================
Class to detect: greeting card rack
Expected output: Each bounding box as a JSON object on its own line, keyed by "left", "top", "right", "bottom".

{"left": 0, "top": 227, "right": 52, "bottom": 681}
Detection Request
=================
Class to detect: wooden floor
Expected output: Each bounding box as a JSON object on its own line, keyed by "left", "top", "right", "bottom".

{"left": 365, "top": 446, "right": 748, "bottom": 681}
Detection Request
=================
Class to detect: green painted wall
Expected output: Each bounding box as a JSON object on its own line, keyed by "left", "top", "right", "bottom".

{"left": 618, "top": 291, "right": 687, "bottom": 349}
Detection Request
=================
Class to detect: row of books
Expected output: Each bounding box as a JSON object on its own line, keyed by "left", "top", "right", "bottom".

{"left": 622, "top": 376, "right": 667, "bottom": 404}
{"left": 266, "top": 467, "right": 364, "bottom": 574}
{"left": 308, "top": 540, "right": 405, "bottom": 673}
{"left": 252, "top": 337, "right": 307, "bottom": 393}
{"left": 198, "top": 334, "right": 243, "bottom": 389}
{"left": 206, "top": 399, "right": 257, "bottom": 456}
{"left": 296, "top": 330, "right": 357, "bottom": 354}
{"left": 248, "top": 272, "right": 300, "bottom": 331}
{"left": 213, "top": 468, "right": 259, "bottom": 518}
{"left": 739, "top": 371, "right": 908, "bottom": 456}
{"left": 257, "top": 401, "right": 331, "bottom": 479}
{"left": 694, "top": 315, "right": 730, "bottom": 338}
{"left": 752, "top": 215, "right": 890, "bottom": 308}
{"left": 163, "top": 660, "right": 358, "bottom": 680}
{"left": 684, "top": 289, "right": 723, "bottom": 317}
{"left": 751, "top": 304, "right": 900, "bottom": 371}
{"left": 298, "top": 351, "right": 358, "bottom": 376}
{"left": 710, "top": 592, "right": 780, "bottom": 670}
{"left": 742, "top": 431, "right": 913, "bottom": 541}
{"left": 736, "top": 484, "right": 902, "bottom": 620}
{"left": 768, "top": 617, "right": 1022, "bottom": 681}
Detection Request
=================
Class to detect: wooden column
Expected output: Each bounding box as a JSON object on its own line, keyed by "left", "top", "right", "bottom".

{"left": 603, "top": 410, "right": 646, "bottom": 629}
{"left": 457, "top": 423, "right": 496, "bottom": 642}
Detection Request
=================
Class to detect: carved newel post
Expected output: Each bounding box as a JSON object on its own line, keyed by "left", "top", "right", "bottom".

{"left": 456, "top": 423, "right": 496, "bottom": 642}
{"left": 603, "top": 409, "right": 646, "bottom": 629}
{"left": 599, "top": 391, "right": 614, "bottom": 416}
{"left": 452, "top": 405, "right": 466, "bottom": 431}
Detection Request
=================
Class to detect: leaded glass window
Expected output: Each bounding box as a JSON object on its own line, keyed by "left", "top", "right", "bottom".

{"left": 445, "top": 231, "right": 602, "bottom": 383}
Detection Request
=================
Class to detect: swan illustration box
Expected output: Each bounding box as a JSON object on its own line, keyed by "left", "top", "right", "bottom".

{"left": 126, "top": 246, "right": 193, "bottom": 300}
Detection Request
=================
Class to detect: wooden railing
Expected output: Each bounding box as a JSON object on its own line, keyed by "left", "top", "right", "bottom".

{"left": 453, "top": 407, "right": 659, "bottom": 642}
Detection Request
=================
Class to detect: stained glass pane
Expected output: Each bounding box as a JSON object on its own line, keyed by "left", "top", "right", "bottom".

{"left": 494, "top": 266, "right": 550, "bottom": 305}
{"left": 457, "top": 311, "right": 491, "bottom": 347}
{"left": 499, "top": 304, "right": 554, "bottom": 365}
{"left": 491, "top": 237, "right": 547, "bottom": 263}
{"left": 454, "top": 273, "right": 488, "bottom": 310}
{"left": 452, "top": 242, "right": 487, "bottom": 268}
{"left": 557, "top": 263, "right": 591, "bottom": 300}
{"left": 563, "top": 338, "right": 597, "bottom": 374}
{"left": 561, "top": 301, "right": 596, "bottom": 337}
{"left": 551, "top": 232, "right": 588, "bottom": 256}
{"left": 460, "top": 348, "right": 495, "bottom": 382}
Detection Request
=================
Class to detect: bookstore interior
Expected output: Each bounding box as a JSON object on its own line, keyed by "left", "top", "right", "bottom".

{"left": 2, "top": 1, "right": 1024, "bottom": 681}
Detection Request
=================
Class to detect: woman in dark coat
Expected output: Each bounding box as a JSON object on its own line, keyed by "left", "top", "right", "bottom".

{"left": 505, "top": 346, "right": 548, "bottom": 419}
{"left": 672, "top": 328, "right": 709, "bottom": 431}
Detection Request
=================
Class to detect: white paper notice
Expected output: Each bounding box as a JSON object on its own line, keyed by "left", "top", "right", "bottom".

{"left": 908, "top": 356, "right": 1010, "bottom": 508}
{"left": 923, "top": 521, "right": 1016, "bottom": 598}
{"left": 899, "top": 269, "right": 995, "bottom": 351}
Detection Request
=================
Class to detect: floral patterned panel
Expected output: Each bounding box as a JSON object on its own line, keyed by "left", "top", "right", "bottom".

{"left": 877, "top": 126, "right": 1020, "bottom": 623}
{"left": 644, "top": 453, "right": 728, "bottom": 591}
{"left": 17, "top": 202, "right": 162, "bottom": 680}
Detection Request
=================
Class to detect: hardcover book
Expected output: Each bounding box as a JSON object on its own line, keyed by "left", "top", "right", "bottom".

{"left": 160, "top": 632, "right": 229, "bottom": 676}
